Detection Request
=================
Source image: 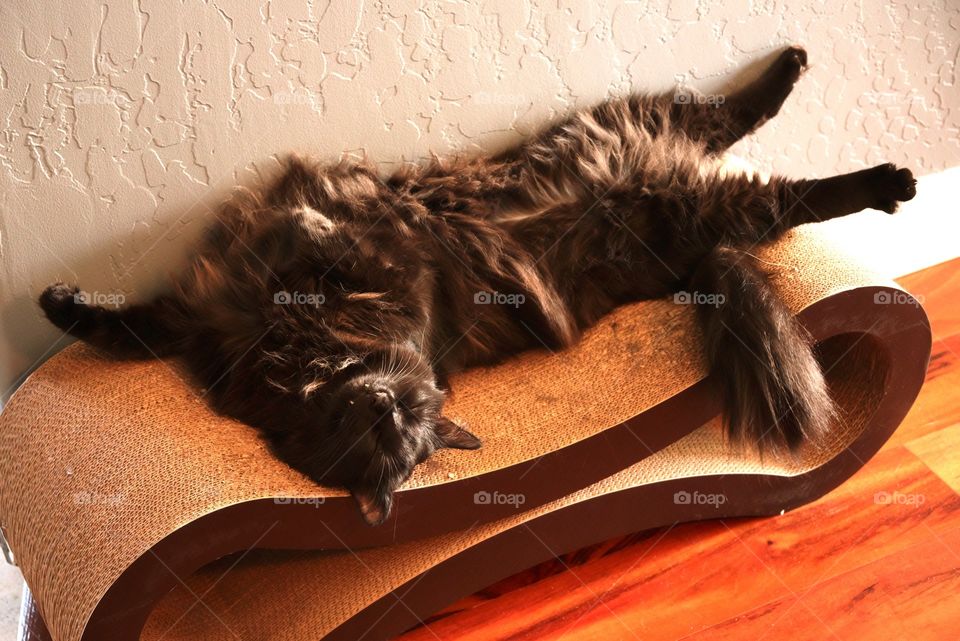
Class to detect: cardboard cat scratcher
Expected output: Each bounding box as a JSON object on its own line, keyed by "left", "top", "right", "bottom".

{"left": 1, "top": 225, "right": 931, "bottom": 641}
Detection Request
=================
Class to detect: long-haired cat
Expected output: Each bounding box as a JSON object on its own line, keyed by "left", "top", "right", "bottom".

{"left": 39, "top": 47, "right": 916, "bottom": 524}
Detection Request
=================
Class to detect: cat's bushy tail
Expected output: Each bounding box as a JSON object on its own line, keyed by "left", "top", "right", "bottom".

{"left": 687, "top": 245, "right": 834, "bottom": 452}
{"left": 38, "top": 283, "right": 184, "bottom": 359}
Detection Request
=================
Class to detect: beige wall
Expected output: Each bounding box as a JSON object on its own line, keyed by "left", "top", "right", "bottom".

{"left": 1, "top": 0, "right": 959, "bottom": 403}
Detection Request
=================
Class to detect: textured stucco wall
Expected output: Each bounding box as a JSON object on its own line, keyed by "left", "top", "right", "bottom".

{"left": 1, "top": 0, "right": 959, "bottom": 401}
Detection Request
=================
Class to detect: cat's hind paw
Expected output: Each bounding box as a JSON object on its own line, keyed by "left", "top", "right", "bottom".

{"left": 778, "top": 46, "right": 808, "bottom": 83}
{"left": 752, "top": 46, "right": 808, "bottom": 120}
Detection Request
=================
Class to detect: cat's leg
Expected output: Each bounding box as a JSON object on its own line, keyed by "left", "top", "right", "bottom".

{"left": 669, "top": 46, "right": 808, "bottom": 154}
{"left": 38, "top": 283, "right": 184, "bottom": 358}
{"left": 705, "top": 163, "right": 917, "bottom": 244}
{"left": 782, "top": 163, "right": 918, "bottom": 219}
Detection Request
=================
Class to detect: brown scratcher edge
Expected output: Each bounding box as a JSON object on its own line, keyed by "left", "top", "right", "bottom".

{"left": 1, "top": 225, "right": 932, "bottom": 641}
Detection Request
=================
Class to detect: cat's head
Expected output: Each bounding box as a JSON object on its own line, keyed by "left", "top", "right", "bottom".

{"left": 308, "top": 346, "right": 481, "bottom": 525}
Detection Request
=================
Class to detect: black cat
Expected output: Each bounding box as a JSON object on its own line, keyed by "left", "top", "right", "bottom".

{"left": 40, "top": 47, "right": 916, "bottom": 524}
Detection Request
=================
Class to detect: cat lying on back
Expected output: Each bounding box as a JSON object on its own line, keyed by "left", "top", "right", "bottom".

{"left": 40, "top": 47, "right": 916, "bottom": 524}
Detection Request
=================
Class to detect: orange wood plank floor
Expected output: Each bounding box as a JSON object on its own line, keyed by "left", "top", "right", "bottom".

{"left": 396, "top": 258, "right": 960, "bottom": 641}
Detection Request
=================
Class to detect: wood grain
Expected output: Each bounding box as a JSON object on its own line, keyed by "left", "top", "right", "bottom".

{"left": 907, "top": 425, "right": 960, "bottom": 494}
{"left": 882, "top": 334, "right": 959, "bottom": 448}
{"left": 898, "top": 258, "right": 960, "bottom": 338}
{"left": 682, "top": 526, "right": 960, "bottom": 641}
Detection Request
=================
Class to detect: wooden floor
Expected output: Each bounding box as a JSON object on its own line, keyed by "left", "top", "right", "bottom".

{"left": 397, "top": 259, "right": 960, "bottom": 641}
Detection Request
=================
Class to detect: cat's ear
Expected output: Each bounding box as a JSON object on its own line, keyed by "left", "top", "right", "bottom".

{"left": 434, "top": 417, "right": 482, "bottom": 450}
{"left": 270, "top": 155, "right": 316, "bottom": 206}
{"left": 283, "top": 154, "right": 314, "bottom": 181}
{"left": 352, "top": 487, "right": 393, "bottom": 526}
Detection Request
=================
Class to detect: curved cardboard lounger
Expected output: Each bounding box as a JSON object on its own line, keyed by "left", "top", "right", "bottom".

{"left": 2, "top": 225, "right": 931, "bottom": 641}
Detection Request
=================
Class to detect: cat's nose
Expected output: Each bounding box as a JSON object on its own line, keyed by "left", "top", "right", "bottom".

{"left": 370, "top": 389, "right": 395, "bottom": 414}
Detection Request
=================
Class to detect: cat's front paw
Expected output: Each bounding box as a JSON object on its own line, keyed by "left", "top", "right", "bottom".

{"left": 39, "top": 283, "right": 82, "bottom": 327}
{"left": 868, "top": 163, "right": 917, "bottom": 214}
